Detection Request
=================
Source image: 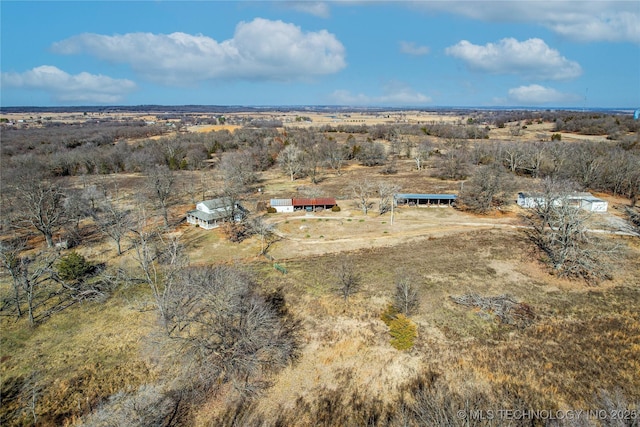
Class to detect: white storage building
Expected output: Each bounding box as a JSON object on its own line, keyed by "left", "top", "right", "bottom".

{"left": 270, "top": 199, "right": 294, "bottom": 213}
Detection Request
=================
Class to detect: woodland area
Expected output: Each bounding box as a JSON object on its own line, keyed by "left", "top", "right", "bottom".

{"left": 0, "top": 108, "right": 639, "bottom": 426}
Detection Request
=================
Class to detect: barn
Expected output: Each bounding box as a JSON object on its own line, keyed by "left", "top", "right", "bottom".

{"left": 394, "top": 193, "right": 457, "bottom": 207}
{"left": 187, "top": 198, "right": 246, "bottom": 229}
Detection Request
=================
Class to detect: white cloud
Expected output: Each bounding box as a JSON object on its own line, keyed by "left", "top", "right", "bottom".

{"left": 1, "top": 65, "right": 136, "bottom": 103}
{"left": 329, "top": 81, "right": 432, "bottom": 105}
{"left": 399, "top": 41, "right": 430, "bottom": 56}
{"left": 285, "top": 1, "right": 330, "bottom": 18}
{"left": 507, "top": 84, "right": 580, "bottom": 105}
{"left": 445, "top": 38, "right": 582, "bottom": 80}
{"left": 51, "top": 18, "right": 346, "bottom": 86}
{"left": 412, "top": 1, "right": 640, "bottom": 44}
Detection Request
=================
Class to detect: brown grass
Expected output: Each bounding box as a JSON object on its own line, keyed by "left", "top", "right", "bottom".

{"left": 2, "top": 110, "right": 639, "bottom": 425}
{"left": 218, "top": 227, "right": 640, "bottom": 424}
{"left": 0, "top": 289, "right": 158, "bottom": 426}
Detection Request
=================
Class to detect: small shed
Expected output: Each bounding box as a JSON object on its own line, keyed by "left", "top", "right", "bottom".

{"left": 394, "top": 193, "right": 457, "bottom": 207}
{"left": 270, "top": 198, "right": 294, "bottom": 213}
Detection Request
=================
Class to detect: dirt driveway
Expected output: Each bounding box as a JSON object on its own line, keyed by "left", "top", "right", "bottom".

{"left": 264, "top": 206, "right": 637, "bottom": 260}
{"left": 265, "top": 207, "right": 520, "bottom": 259}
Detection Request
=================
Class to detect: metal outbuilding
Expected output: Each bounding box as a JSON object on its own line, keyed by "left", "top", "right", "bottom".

{"left": 516, "top": 192, "right": 608, "bottom": 212}
{"left": 394, "top": 193, "right": 457, "bottom": 207}
{"left": 270, "top": 198, "right": 294, "bottom": 213}
{"left": 269, "top": 197, "right": 338, "bottom": 212}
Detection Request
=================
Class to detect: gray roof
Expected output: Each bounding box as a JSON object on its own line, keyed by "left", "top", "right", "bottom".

{"left": 200, "top": 197, "right": 234, "bottom": 210}
{"left": 187, "top": 209, "right": 229, "bottom": 222}
{"left": 189, "top": 197, "right": 246, "bottom": 222}
{"left": 518, "top": 192, "right": 594, "bottom": 200}
{"left": 270, "top": 198, "right": 293, "bottom": 206}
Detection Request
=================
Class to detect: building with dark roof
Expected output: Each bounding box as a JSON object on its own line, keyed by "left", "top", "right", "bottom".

{"left": 269, "top": 197, "right": 337, "bottom": 212}
{"left": 394, "top": 193, "right": 457, "bottom": 207}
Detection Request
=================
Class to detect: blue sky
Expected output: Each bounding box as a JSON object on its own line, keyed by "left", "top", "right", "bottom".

{"left": 1, "top": 1, "right": 639, "bottom": 108}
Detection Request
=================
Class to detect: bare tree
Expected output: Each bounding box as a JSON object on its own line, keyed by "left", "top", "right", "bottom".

{"left": 601, "top": 150, "right": 640, "bottom": 206}
{"left": 349, "top": 179, "right": 375, "bottom": 215}
{"left": 501, "top": 142, "right": 526, "bottom": 173}
{"left": 438, "top": 149, "right": 469, "bottom": 180}
{"left": 79, "top": 384, "right": 179, "bottom": 427}
{"left": 624, "top": 206, "right": 640, "bottom": 236}
{"left": 523, "top": 183, "right": 619, "bottom": 283}
{"left": 21, "top": 372, "right": 42, "bottom": 426}
{"left": 320, "top": 138, "right": 346, "bottom": 175}
{"left": 334, "top": 259, "right": 361, "bottom": 302}
{"left": 16, "top": 251, "right": 58, "bottom": 326}
{"left": 356, "top": 142, "right": 387, "bottom": 166}
{"left": 378, "top": 181, "right": 401, "bottom": 215}
{"left": 394, "top": 275, "right": 419, "bottom": 316}
{"left": 568, "top": 142, "right": 604, "bottom": 188}
{"left": 459, "top": 164, "right": 514, "bottom": 213}
{"left": 413, "top": 140, "right": 433, "bottom": 171}
{"left": 522, "top": 142, "right": 548, "bottom": 178}
{"left": 220, "top": 149, "right": 257, "bottom": 191}
{"left": 163, "top": 265, "right": 299, "bottom": 395}
{"left": 246, "top": 216, "right": 279, "bottom": 255}
{"left": 146, "top": 164, "right": 175, "bottom": 227}
{"left": 300, "top": 134, "right": 324, "bottom": 184}
{"left": 545, "top": 141, "right": 569, "bottom": 179}
{"left": 158, "top": 136, "right": 187, "bottom": 170}
{"left": 13, "top": 179, "right": 67, "bottom": 248}
{"left": 0, "top": 238, "right": 28, "bottom": 318}
{"left": 278, "top": 144, "right": 305, "bottom": 181}
{"left": 93, "top": 196, "right": 133, "bottom": 255}
{"left": 129, "top": 211, "right": 187, "bottom": 322}
{"left": 468, "top": 141, "right": 494, "bottom": 166}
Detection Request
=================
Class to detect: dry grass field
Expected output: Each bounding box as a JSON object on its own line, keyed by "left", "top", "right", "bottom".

{"left": 1, "top": 109, "right": 639, "bottom": 426}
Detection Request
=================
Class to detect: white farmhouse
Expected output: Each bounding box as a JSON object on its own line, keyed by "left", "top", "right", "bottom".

{"left": 186, "top": 198, "right": 246, "bottom": 229}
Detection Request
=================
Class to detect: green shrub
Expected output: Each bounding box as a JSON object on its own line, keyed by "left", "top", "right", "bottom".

{"left": 331, "top": 205, "right": 341, "bottom": 212}
{"left": 267, "top": 207, "right": 277, "bottom": 213}
{"left": 381, "top": 304, "right": 417, "bottom": 351}
{"left": 389, "top": 314, "right": 417, "bottom": 351}
{"left": 57, "top": 251, "right": 93, "bottom": 282}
